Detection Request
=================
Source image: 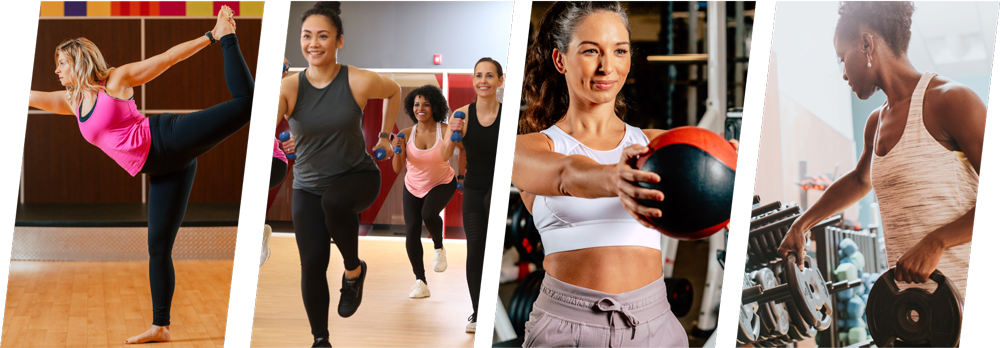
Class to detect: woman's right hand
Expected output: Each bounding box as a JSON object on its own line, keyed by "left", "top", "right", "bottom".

{"left": 615, "top": 144, "right": 665, "bottom": 229}
{"left": 391, "top": 133, "right": 406, "bottom": 154}
{"left": 212, "top": 5, "right": 236, "bottom": 39}
{"left": 280, "top": 135, "right": 295, "bottom": 155}
{"left": 777, "top": 225, "right": 808, "bottom": 270}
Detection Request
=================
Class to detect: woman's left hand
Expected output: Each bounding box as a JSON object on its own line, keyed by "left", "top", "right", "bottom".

{"left": 280, "top": 135, "right": 295, "bottom": 154}
{"left": 373, "top": 138, "right": 393, "bottom": 161}
{"left": 894, "top": 235, "right": 945, "bottom": 284}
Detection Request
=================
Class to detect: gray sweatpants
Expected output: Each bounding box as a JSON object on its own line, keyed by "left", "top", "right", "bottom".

{"left": 522, "top": 274, "right": 689, "bottom": 347}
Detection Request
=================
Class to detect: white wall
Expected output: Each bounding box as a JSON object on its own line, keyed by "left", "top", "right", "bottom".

{"left": 286, "top": 1, "right": 514, "bottom": 70}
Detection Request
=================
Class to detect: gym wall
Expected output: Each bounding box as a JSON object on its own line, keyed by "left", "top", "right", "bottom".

{"left": 24, "top": 17, "right": 261, "bottom": 203}
{"left": 284, "top": 1, "right": 512, "bottom": 70}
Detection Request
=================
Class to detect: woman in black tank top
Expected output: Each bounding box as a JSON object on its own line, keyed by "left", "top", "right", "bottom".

{"left": 439, "top": 57, "right": 503, "bottom": 333}
{"left": 275, "top": 3, "right": 401, "bottom": 347}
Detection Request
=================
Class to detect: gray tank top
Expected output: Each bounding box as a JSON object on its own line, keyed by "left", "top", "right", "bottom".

{"left": 289, "top": 66, "right": 378, "bottom": 195}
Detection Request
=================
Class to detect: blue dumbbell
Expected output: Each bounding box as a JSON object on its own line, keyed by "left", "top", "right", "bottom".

{"left": 283, "top": 62, "right": 289, "bottom": 75}
{"left": 451, "top": 111, "right": 466, "bottom": 142}
{"left": 457, "top": 182, "right": 463, "bottom": 190}
{"left": 394, "top": 132, "right": 405, "bottom": 154}
{"left": 278, "top": 131, "right": 296, "bottom": 160}
{"left": 374, "top": 148, "right": 387, "bottom": 160}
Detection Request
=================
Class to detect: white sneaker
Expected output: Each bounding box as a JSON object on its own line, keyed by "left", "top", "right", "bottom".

{"left": 434, "top": 248, "right": 448, "bottom": 272}
{"left": 466, "top": 317, "right": 476, "bottom": 333}
{"left": 260, "top": 224, "right": 272, "bottom": 267}
{"left": 409, "top": 280, "right": 430, "bottom": 298}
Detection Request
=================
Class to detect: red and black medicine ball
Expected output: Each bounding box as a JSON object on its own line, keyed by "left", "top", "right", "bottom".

{"left": 633, "top": 126, "right": 736, "bottom": 240}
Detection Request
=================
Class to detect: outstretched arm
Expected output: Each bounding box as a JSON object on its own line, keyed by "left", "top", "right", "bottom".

{"left": 113, "top": 6, "right": 235, "bottom": 88}
{"left": 29, "top": 90, "right": 73, "bottom": 115}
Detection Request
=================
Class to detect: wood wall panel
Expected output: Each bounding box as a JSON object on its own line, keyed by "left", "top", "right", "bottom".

{"left": 23, "top": 114, "right": 142, "bottom": 203}
{"left": 32, "top": 20, "right": 143, "bottom": 107}
{"left": 143, "top": 114, "right": 250, "bottom": 202}
{"left": 144, "top": 19, "right": 261, "bottom": 110}
{"left": 24, "top": 19, "right": 261, "bottom": 203}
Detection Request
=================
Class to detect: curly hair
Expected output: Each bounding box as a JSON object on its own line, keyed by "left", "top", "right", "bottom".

{"left": 520, "top": 2, "right": 630, "bottom": 134}
{"left": 302, "top": 2, "right": 344, "bottom": 37}
{"left": 404, "top": 84, "right": 450, "bottom": 123}
{"left": 835, "top": 1, "right": 914, "bottom": 56}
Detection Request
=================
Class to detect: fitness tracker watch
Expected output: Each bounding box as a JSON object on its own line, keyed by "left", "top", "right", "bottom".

{"left": 457, "top": 175, "right": 466, "bottom": 181}
{"left": 379, "top": 132, "right": 393, "bottom": 140}
{"left": 205, "top": 31, "right": 217, "bottom": 45}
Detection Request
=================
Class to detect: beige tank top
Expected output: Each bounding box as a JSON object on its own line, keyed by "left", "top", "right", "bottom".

{"left": 870, "top": 72, "right": 978, "bottom": 300}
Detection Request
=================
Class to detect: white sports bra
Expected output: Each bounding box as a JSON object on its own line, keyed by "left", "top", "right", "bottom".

{"left": 532, "top": 124, "right": 662, "bottom": 255}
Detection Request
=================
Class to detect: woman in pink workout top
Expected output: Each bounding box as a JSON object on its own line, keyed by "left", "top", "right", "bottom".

{"left": 391, "top": 85, "right": 458, "bottom": 300}
{"left": 28, "top": 6, "right": 253, "bottom": 344}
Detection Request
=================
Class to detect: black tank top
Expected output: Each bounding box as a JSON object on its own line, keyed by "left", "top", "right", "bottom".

{"left": 288, "top": 66, "right": 378, "bottom": 195}
{"left": 463, "top": 102, "right": 500, "bottom": 190}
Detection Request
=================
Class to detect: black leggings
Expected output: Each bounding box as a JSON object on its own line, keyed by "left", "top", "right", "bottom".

{"left": 270, "top": 158, "right": 287, "bottom": 189}
{"left": 463, "top": 185, "right": 491, "bottom": 317}
{"left": 292, "top": 170, "right": 380, "bottom": 339}
{"left": 139, "top": 34, "right": 253, "bottom": 327}
{"left": 403, "top": 178, "right": 456, "bottom": 282}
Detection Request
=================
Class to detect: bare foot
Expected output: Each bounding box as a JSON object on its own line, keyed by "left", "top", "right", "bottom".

{"left": 125, "top": 325, "right": 171, "bottom": 344}
{"left": 212, "top": 5, "right": 236, "bottom": 38}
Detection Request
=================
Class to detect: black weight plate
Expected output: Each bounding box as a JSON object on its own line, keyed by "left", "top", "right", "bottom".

{"left": 510, "top": 204, "right": 543, "bottom": 266}
{"left": 866, "top": 268, "right": 962, "bottom": 348}
{"left": 508, "top": 270, "right": 545, "bottom": 337}
{"left": 664, "top": 277, "right": 694, "bottom": 317}
{"left": 785, "top": 254, "right": 833, "bottom": 330}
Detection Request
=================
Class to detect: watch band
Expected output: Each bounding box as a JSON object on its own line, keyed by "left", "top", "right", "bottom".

{"left": 379, "top": 132, "right": 393, "bottom": 140}
{"left": 457, "top": 175, "right": 466, "bottom": 180}
{"left": 205, "top": 31, "right": 217, "bottom": 45}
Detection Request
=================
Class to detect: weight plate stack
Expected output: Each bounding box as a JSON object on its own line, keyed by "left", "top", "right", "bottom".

{"left": 510, "top": 204, "right": 544, "bottom": 267}
{"left": 754, "top": 267, "right": 790, "bottom": 340}
{"left": 664, "top": 277, "right": 694, "bottom": 317}
{"left": 738, "top": 274, "right": 761, "bottom": 345}
{"left": 785, "top": 254, "right": 834, "bottom": 330}
{"left": 508, "top": 270, "right": 545, "bottom": 337}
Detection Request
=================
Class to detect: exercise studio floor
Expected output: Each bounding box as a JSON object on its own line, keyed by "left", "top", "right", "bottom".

{"left": 1, "top": 260, "right": 232, "bottom": 348}
{"left": 252, "top": 235, "right": 474, "bottom": 347}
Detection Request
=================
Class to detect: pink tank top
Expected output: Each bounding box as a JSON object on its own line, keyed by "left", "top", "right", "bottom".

{"left": 76, "top": 84, "right": 151, "bottom": 177}
{"left": 404, "top": 123, "right": 455, "bottom": 198}
{"left": 273, "top": 138, "right": 288, "bottom": 164}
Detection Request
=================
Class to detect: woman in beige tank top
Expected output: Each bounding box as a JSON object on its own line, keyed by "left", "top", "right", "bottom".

{"left": 777, "top": 2, "right": 984, "bottom": 299}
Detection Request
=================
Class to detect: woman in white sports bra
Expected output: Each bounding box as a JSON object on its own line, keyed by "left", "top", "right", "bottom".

{"left": 512, "top": 2, "right": 690, "bottom": 347}
{"left": 778, "top": 2, "right": 984, "bottom": 301}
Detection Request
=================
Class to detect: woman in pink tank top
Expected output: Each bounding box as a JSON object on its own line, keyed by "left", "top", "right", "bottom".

{"left": 391, "top": 85, "right": 458, "bottom": 299}
{"left": 27, "top": 6, "right": 254, "bottom": 344}
{"left": 778, "top": 2, "right": 984, "bottom": 305}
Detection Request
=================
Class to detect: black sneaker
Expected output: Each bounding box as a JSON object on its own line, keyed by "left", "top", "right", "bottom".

{"left": 466, "top": 313, "right": 477, "bottom": 333}
{"left": 311, "top": 337, "right": 332, "bottom": 347}
{"left": 337, "top": 260, "right": 367, "bottom": 317}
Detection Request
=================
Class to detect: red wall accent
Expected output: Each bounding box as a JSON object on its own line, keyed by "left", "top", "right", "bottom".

{"left": 358, "top": 100, "right": 400, "bottom": 224}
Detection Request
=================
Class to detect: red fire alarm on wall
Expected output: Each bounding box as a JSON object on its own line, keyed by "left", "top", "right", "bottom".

{"left": 433, "top": 54, "right": 442, "bottom": 65}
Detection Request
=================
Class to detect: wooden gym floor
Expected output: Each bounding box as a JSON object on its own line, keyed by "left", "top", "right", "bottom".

{"left": 251, "top": 235, "right": 475, "bottom": 347}
{"left": 2, "top": 260, "right": 232, "bottom": 348}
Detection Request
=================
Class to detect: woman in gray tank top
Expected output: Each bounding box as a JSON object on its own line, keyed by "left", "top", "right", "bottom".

{"left": 275, "top": 2, "right": 401, "bottom": 347}
{"left": 778, "top": 2, "right": 984, "bottom": 303}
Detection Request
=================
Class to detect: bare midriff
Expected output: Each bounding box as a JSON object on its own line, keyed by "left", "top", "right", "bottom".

{"left": 543, "top": 246, "right": 662, "bottom": 294}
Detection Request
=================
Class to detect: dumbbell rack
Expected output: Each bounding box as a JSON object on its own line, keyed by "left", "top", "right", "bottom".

{"left": 740, "top": 200, "right": 864, "bottom": 347}
{"left": 811, "top": 226, "right": 887, "bottom": 348}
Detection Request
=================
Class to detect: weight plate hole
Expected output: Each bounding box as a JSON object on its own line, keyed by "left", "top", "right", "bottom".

{"left": 908, "top": 310, "right": 919, "bottom": 323}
